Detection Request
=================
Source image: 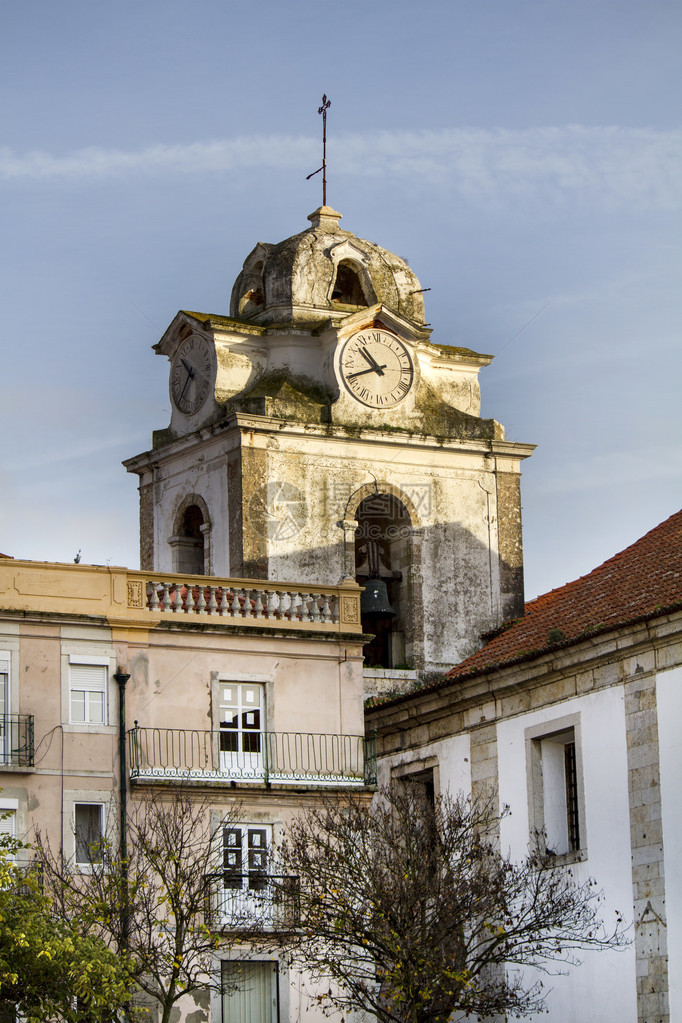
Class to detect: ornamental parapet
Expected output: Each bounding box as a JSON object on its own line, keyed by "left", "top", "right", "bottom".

{"left": 0, "top": 560, "right": 363, "bottom": 635}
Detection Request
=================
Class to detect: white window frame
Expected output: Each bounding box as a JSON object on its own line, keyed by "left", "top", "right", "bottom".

{"left": 68, "top": 655, "right": 109, "bottom": 726}
{"left": 525, "top": 713, "right": 587, "bottom": 863}
{"left": 73, "top": 801, "right": 105, "bottom": 868}
{"left": 220, "top": 959, "right": 279, "bottom": 1023}
{"left": 0, "top": 653, "right": 10, "bottom": 764}
{"left": 218, "top": 823, "right": 273, "bottom": 925}
{"left": 217, "top": 681, "right": 266, "bottom": 779}
{"left": 0, "top": 797, "right": 18, "bottom": 861}
{"left": 64, "top": 790, "right": 112, "bottom": 867}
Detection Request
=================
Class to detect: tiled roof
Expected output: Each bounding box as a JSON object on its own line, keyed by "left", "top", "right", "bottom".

{"left": 448, "top": 508, "right": 682, "bottom": 681}
{"left": 368, "top": 509, "right": 682, "bottom": 707}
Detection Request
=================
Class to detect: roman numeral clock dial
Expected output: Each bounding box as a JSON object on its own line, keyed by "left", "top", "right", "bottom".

{"left": 171, "top": 336, "right": 213, "bottom": 415}
{"left": 339, "top": 330, "right": 414, "bottom": 408}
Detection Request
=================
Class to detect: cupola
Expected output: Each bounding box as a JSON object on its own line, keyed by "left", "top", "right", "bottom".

{"left": 229, "top": 208, "right": 426, "bottom": 328}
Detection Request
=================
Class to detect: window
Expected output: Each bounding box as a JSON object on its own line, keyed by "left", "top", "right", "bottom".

{"left": 219, "top": 683, "right": 264, "bottom": 777}
{"left": 392, "top": 757, "right": 440, "bottom": 807}
{"left": 0, "top": 654, "right": 9, "bottom": 763}
{"left": 218, "top": 825, "right": 273, "bottom": 926}
{"left": 74, "top": 803, "right": 104, "bottom": 866}
{"left": 69, "top": 660, "right": 107, "bottom": 725}
{"left": 0, "top": 798, "right": 17, "bottom": 861}
{"left": 223, "top": 825, "right": 270, "bottom": 890}
{"left": 222, "top": 961, "right": 278, "bottom": 1023}
{"left": 526, "top": 718, "right": 585, "bottom": 860}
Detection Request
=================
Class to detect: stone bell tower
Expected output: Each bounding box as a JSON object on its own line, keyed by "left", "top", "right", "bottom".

{"left": 124, "top": 207, "right": 534, "bottom": 672}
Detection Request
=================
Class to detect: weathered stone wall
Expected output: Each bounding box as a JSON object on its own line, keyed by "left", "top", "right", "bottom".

{"left": 495, "top": 470, "right": 525, "bottom": 622}
{"left": 139, "top": 481, "right": 154, "bottom": 571}
{"left": 625, "top": 674, "right": 669, "bottom": 1023}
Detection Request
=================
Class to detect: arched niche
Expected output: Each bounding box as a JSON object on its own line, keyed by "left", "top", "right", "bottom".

{"left": 352, "top": 491, "right": 421, "bottom": 669}
{"left": 169, "top": 495, "right": 211, "bottom": 576}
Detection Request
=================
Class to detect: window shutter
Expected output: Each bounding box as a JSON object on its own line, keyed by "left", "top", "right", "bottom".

{"left": 70, "top": 664, "right": 107, "bottom": 691}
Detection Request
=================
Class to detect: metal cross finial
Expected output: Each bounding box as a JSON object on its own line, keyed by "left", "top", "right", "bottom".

{"left": 306, "top": 94, "right": 331, "bottom": 206}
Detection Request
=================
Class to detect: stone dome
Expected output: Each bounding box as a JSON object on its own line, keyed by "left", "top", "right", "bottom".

{"left": 229, "top": 207, "right": 426, "bottom": 328}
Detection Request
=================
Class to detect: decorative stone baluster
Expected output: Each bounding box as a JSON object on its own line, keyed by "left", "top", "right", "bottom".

{"left": 320, "top": 593, "right": 332, "bottom": 623}
{"left": 148, "top": 582, "right": 160, "bottom": 611}
{"left": 266, "top": 590, "right": 278, "bottom": 617}
{"left": 184, "top": 585, "right": 195, "bottom": 614}
{"left": 173, "top": 584, "right": 183, "bottom": 614}
{"left": 254, "top": 591, "right": 265, "bottom": 619}
{"left": 300, "top": 593, "right": 311, "bottom": 621}
{"left": 219, "top": 588, "right": 229, "bottom": 616}
{"left": 207, "top": 587, "right": 218, "bottom": 615}
{"left": 161, "top": 583, "right": 172, "bottom": 612}
{"left": 310, "top": 594, "right": 321, "bottom": 622}
{"left": 196, "top": 586, "right": 207, "bottom": 615}
{"left": 233, "top": 588, "right": 245, "bottom": 617}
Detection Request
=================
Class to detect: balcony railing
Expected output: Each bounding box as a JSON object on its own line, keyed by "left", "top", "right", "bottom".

{"left": 128, "top": 725, "right": 377, "bottom": 788}
{"left": 0, "top": 561, "right": 363, "bottom": 636}
{"left": 0, "top": 715, "right": 34, "bottom": 768}
{"left": 206, "top": 873, "right": 300, "bottom": 931}
{"left": 133, "top": 577, "right": 361, "bottom": 631}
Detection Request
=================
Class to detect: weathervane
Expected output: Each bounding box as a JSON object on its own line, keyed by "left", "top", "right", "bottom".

{"left": 306, "top": 94, "right": 331, "bottom": 207}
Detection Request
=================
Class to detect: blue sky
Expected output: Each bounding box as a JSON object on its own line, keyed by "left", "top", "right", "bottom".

{"left": 1, "top": 0, "right": 680, "bottom": 600}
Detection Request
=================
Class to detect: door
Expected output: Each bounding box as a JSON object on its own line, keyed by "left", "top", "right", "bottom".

{"left": 219, "top": 683, "right": 264, "bottom": 779}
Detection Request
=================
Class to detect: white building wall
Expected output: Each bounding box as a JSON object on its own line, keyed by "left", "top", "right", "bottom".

{"left": 497, "top": 687, "right": 637, "bottom": 1023}
{"left": 656, "top": 664, "right": 682, "bottom": 1023}
{"left": 376, "top": 733, "right": 471, "bottom": 795}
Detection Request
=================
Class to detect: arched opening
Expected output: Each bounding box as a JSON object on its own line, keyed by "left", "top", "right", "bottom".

{"left": 238, "top": 260, "right": 265, "bottom": 317}
{"left": 355, "top": 494, "right": 412, "bottom": 668}
{"left": 331, "top": 260, "right": 369, "bottom": 306}
{"left": 170, "top": 503, "right": 206, "bottom": 575}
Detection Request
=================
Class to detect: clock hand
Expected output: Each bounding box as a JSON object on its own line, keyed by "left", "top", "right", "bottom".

{"left": 347, "top": 364, "right": 388, "bottom": 380}
{"left": 178, "top": 368, "right": 194, "bottom": 402}
{"left": 180, "top": 357, "right": 195, "bottom": 377}
{"left": 359, "top": 348, "right": 385, "bottom": 376}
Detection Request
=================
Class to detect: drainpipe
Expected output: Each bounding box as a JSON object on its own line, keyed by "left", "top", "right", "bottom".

{"left": 114, "top": 668, "right": 130, "bottom": 953}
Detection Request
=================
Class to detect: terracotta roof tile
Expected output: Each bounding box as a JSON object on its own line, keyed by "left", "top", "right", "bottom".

{"left": 446, "top": 507, "right": 682, "bottom": 682}
{"left": 368, "top": 509, "right": 682, "bottom": 708}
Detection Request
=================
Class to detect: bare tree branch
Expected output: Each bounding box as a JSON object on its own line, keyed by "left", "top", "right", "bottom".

{"left": 250, "top": 788, "right": 627, "bottom": 1023}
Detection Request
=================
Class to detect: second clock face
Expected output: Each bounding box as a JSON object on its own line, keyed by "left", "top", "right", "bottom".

{"left": 340, "top": 329, "right": 414, "bottom": 408}
{"left": 171, "top": 336, "right": 213, "bottom": 415}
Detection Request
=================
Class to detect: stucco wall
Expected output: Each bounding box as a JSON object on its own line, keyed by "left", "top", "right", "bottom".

{"left": 496, "top": 688, "right": 637, "bottom": 1023}
{"left": 656, "top": 664, "right": 682, "bottom": 1023}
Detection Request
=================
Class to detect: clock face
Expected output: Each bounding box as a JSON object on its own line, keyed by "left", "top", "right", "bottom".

{"left": 171, "top": 336, "right": 213, "bottom": 415}
{"left": 339, "top": 329, "right": 414, "bottom": 409}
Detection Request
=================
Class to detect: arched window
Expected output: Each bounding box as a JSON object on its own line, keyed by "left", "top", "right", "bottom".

{"left": 331, "top": 260, "right": 368, "bottom": 306}
{"left": 170, "top": 503, "right": 207, "bottom": 575}
{"left": 355, "top": 494, "right": 411, "bottom": 668}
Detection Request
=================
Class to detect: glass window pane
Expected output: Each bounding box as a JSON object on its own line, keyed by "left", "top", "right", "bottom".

{"left": 75, "top": 804, "right": 103, "bottom": 865}
{"left": 71, "top": 691, "right": 86, "bottom": 722}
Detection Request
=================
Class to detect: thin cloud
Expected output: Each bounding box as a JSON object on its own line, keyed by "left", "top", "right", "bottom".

{"left": 536, "top": 442, "right": 682, "bottom": 496}
{"left": 0, "top": 126, "right": 680, "bottom": 211}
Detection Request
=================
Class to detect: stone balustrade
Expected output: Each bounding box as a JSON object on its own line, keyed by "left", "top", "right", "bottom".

{"left": 0, "top": 559, "right": 363, "bottom": 634}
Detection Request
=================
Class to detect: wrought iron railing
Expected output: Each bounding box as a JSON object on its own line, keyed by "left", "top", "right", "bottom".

{"left": 206, "top": 873, "right": 300, "bottom": 931}
{"left": 0, "top": 715, "right": 34, "bottom": 767}
{"left": 128, "top": 725, "right": 377, "bottom": 787}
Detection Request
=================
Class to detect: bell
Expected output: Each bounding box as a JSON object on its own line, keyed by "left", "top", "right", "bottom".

{"left": 361, "top": 578, "right": 396, "bottom": 618}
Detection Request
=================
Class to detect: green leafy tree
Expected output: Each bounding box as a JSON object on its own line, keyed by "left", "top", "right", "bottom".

{"left": 0, "top": 830, "right": 133, "bottom": 1023}
{"left": 37, "top": 790, "right": 241, "bottom": 1023}
{"left": 253, "top": 788, "right": 626, "bottom": 1023}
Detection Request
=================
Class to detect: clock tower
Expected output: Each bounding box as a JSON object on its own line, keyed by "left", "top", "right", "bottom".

{"left": 124, "top": 206, "right": 534, "bottom": 672}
